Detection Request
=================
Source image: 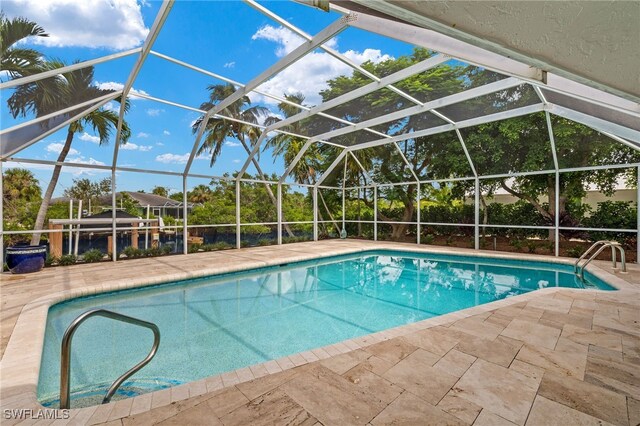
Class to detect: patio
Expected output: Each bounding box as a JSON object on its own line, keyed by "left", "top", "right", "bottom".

{"left": 1, "top": 241, "right": 639, "bottom": 425}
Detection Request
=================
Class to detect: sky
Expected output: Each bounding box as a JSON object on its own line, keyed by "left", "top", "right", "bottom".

{"left": 1, "top": 0, "right": 418, "bottom": 196}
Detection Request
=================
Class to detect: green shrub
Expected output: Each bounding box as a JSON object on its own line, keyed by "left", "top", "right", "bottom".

{"left": 45, "top": 255, "right": 57, "bottom": 267}
{"left": 423, "top": 234, "right": 435, "bottom": 245}
{"left": 509, "top": 239, "right": 524, "bottom": 250}
{"left": 213, "top": 241, "right": 232, "bottom": 250}
{"left": 58, "top": 254, "right": 77, "bottom": 266}
{"left": 566, "top": 245, "right": 586, "bottom": 258}
{"left": 188, "top": 244, "right": 202, "bottom": 253}
{"left": 120, "top": 246, "right": 143, "bottom": 259}
{"left": 445, "top": 236, "right": 453, "bottom": 246}
{"left": 526, "top": 240, "right": 537, "bottom": 253}
{"left": 82, "top": 249, "right": 104, "bottom": 263}
{"left": 240, "top": 241, "right": 249, "bottom": 248}
{"left": 257, "top": 239, "right": 272, "bottom": 246}
{"left": 585, "top": 201, "right": 636, "bottom": 248}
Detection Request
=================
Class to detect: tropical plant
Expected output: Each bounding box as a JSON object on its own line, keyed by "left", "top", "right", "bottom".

{"left": 7, "top": 62, "right": 131, "bottom": 244}
{"left": 193, "top": 83, "right": 294, "bottom": 236}
{"left": 63, "top": 177, "right": 111, "bottom": 214}
{"left": 152, "top": 186, "right": 169, "bottom": 197}
{"left": 0, "top": 12, "right": 48, "bottom": 79}
{"left": 188, "top": 184, "right": 213, "bottom": 203}
{"left": 263, "top": 93, "right": 342, "bottom": 234}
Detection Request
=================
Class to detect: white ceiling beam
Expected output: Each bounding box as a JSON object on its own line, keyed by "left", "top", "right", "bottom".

{"left": 112, "top": 0, "right": 174, "bottom": 169}
{"left": 0, "top": 48, "right": 142, "bottom": 90}
{"left": 347, "top": 103, "right": 544, "bottom": 152}
{"left": 548, "top": 104, "right": 640, "bottom": 144}
{"left": 315, "top": 149, "right": 347, "bottom": 186}
{"left": 0, "top": 92, "right": 121, "bottom": 159}
{"left": 310, "top": 77, "right": 523, "bottom": 144}
{"left": 183, "top": 14, "right": 352, "bottom": 175}
{"left": 266, "top": 54, "right": 449, "bottom": 132}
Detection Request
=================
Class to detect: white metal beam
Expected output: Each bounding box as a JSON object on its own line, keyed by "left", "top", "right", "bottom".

{"left": 315, "top": 149, "right": 347, "bottom": 186}
{"left": 266, "top": 55, "right": 449, "bottom": 132}
{"left": 183, "top": 14, "right": 352, "bottom": 175}
{"left": 0, "top": 92, "right": 121, "bottom": 159}
{"left": 310, "top": 77, "right": 523, "bottom": 144}
{"left": 347, "top": 103, "right": 544, "bottom": 152}
{"left": 547, "top": 104, "right": 640, "bottom": 143}
{"left": 0, "top": 48, "right": 142, "bottom": 90}
{"left": 349, "top": 151, "right": 375, "bottom": 185}
{"left": 112, "top": 0, "right": 174, "bottom": 169}
{"left": 245, "top": 0, "right": 427, "bottom": 108}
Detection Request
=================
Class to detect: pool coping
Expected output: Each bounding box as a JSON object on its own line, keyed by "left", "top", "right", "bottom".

{"left": 0, "top": 241, "right": 636, "bottom": 424}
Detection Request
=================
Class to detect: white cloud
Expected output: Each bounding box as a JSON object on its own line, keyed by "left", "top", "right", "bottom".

{"left": 223, "top": 61, "right": 236, "bottom": 68}
{"left": 137, "top": 132, "right": 150, "bottom": 138}
{"left": 2, "top": 0, "right": 149, "bottom": 50}
{"left": 46, "top": 142, "right": 79, "bottom": 156}
{"left": 79, "top": 132, "right": 100, "bottom": 144}
{"left": 146, "top": 108, "right": 164, "bottom": 117}
{"left": 65, "top": 156, "right": 108, "bottom": 176}
{"left": 103, "top": 102, "right": 119, "bottom": 112}
{"left": 121, "top": 142, "right": 152, "bottom": 151}
{"left": 225, "top": 141, "right": 241, "bottom": 147}
{"left": 155, "top": 153, "right": 190, "bottom": 164}
{"left": 156, "top": 142, "right": 164, "bottom": 146}
{"left": 232, "top": 159, "right": 241, "bottom": 164}
{"left": 155, "top": 152, "right": 207, "bottom": 164}
{"left": 96, "top": 82, "right": 148, "bottom": 98}
{"left": 251, "top": 25, "right": 391, "bottom": 105}
{"left": 163, "top": 130, "right": 171, "bottom": 136}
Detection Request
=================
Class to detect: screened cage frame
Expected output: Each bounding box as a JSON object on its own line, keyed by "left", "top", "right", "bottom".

{"left": 1, "top": 0, "right": 639, "bottom": 263}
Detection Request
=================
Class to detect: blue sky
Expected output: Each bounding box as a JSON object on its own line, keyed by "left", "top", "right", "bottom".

{"left": 1, "top": 0, "right": 418, "bottom": 196}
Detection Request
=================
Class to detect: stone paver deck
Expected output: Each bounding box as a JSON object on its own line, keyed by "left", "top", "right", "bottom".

{"left": 1, "top": 240, "right": 638, "bottom": 425}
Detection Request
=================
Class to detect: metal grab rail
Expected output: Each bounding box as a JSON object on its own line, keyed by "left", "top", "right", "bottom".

{"left": 574, "top": 240, "right": 626, "bottom": 280}
{"left": 60, "top": 309, "right": 160, "bottom": 409}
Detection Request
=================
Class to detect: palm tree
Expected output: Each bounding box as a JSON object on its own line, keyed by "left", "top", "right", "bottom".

{"left": 7, "top": 62, "right": 131, "bottom": 245}
{"left": 193, "top": 83, "right": 294, "bottom": 236}
{"left": 0, "top": 12, "right": 48, "bottom": 80}
{"left": 188, "top": 184, "right": 213, "bottom": 204}
{"left": 264, "top": 93, "right": 352, "bottom": 235}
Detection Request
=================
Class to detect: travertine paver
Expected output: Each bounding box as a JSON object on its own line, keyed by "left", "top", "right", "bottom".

{"left": 0, "top": 240, "right": 639, "bottom": 425}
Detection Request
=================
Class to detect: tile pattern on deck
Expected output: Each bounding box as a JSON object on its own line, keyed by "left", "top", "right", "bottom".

{"left": 1, "top": 240, "right": 638, "bottom": 425}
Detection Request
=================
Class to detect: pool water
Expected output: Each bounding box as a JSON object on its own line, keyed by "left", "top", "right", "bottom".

{"left": 38, "top": 250, "right": 613, "bottom": 407}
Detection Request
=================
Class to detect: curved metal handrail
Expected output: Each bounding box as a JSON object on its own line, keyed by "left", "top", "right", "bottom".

{"left": 574, "top": 240, "right": 626, "bottom": 280}
{"left": 60, "top": 309, "right": 160, "bottom": 409}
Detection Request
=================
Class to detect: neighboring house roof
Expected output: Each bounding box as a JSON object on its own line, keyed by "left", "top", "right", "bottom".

{"left": 54, "top": 192, "right": 194, "bottom": 208}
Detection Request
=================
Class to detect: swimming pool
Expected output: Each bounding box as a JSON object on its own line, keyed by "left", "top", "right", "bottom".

{"left": 38, "top": 250, "right": 613, "bottom": 407}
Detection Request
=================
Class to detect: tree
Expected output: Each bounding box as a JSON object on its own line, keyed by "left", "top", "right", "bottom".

{"left": 263, "top": 93, "right": 342, "bottom": 234}
{"left": 188, "top": 184, "right": 213, "bottom": 203}
{"left": 63, "top": 177, "right": 111, "bottom": 214}
{"left": 2, "top": 168, "right": 42, "bottom": 240}
{"left": 7, "top": 62, "right": 131, "bottom": 244}
{"left": 152, "top": 186, "right": 169, "bottom": 198}
{"left": 0, "top": 12, "right": 48, "bottom": 79}
{"left": 193, "top": 83, "right": 294, "bottom": 236}
{"left": 305, "top": 47, "right": 639, "bottom": 241}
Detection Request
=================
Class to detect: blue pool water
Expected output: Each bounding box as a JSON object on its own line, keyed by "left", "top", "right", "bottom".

{"left": 38, "top": 250, "right": 613, "bottom": 407}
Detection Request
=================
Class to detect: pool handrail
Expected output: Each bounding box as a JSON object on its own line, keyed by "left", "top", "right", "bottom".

{"left": 574, "top": 240, "right": 626, "bottom": 280}
{"left": 60, "top": 308, "right": 160, "bottom": 409}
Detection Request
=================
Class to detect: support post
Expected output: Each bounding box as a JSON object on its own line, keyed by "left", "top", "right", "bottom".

{"left": 374, "top": 185, "right": 378, "bottom": 241}
{"left": 236, "top": 180, "right": 241, "bottom": 249}
{"left": 474, "top": 178, "right": 480, "bottom": 250}
{"left": 555, "top": 171, "right": 560, "bottom": 257}
{"left": 416, "top": 182, "right": 421, "bottom": 245}
{"left": 68, "top": 200, "right": 73, "bottom": 255}
{"left": 182, "top": 175, "right": 188, "bottom": 255}
{"left": 277, "top": 183, "right": 283, "bottom": 245}
{"left": 313, "top": 186, "right": 318, "bottom": 241}
{"left": 342, "top": 158, "right": 347, "bottom": 234}
{"left": 637, "top": 166, "right": 639, "bottom": 263}
{"left": 111, "top": 170, "right": 117, "bottom": 262}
